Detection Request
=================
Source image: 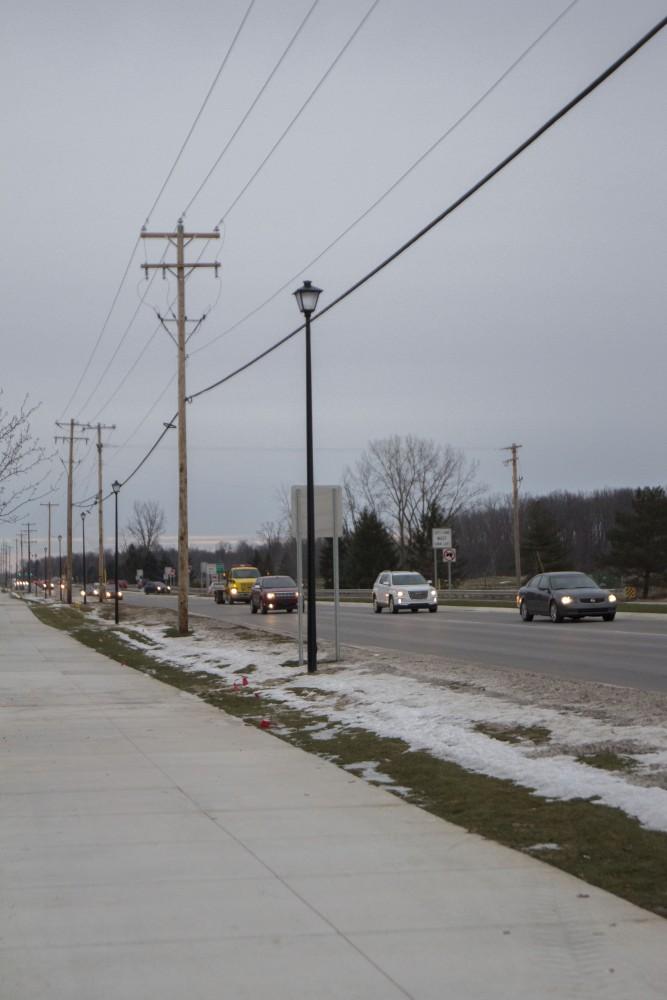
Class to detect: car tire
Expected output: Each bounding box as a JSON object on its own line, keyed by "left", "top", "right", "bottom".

{"left": 251, "top": 602, "right": 257, "bottom": 614}
{"left": 389, "top": 597, "right": 399, "bottom": 614}
{"left": 373, "top": 596, "right": 382, "bottom": 614}
{"left": 549, "top": 601, "right": 563, "bottom": 623}
{"left": 261, "top": 606, "right": 268, "bottom": 615}
{"left": 519, "top": 601, "right": 533, "bottom": 622}
{"left": 428, "top": 605, "right": 437, "bottom": 613}
{"left": 286, "top": 607, "right": 293, "bottom": 613}
{"left": 603, "top": 613, "right": 616, "bottom": 622}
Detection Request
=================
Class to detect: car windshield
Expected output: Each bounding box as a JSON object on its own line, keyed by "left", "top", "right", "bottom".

{"left": 391, "top": 573, "right": 427, "bottom": 586}
{"left": 232, "top": 568, "right": 259, "bottom": 579}
{"left": 549, "top": 573, "right": 598, "bottom": 590}
{"left": 262, "top": 577, "right": 296, "bottom": 589}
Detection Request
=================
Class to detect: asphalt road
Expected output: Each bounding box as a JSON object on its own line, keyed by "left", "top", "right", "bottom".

{"left": 124, "top": 591, "right": 667, "bottom": 694}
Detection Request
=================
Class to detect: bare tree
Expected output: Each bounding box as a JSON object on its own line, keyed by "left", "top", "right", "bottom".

{"left": 345, "top": 435, "right": 484, "bottom": 562}
{"left": 0, "top": 393, "right": 48, "bottom": 522}
{"left": 126, "top": 500, "right": 165, "bottom": 553}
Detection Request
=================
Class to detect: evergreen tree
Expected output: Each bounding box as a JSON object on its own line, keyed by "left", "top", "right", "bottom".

{"left": 521, "top": 499, "right": 569, "bottom": 575}
{"left": 345, "top": 508, "right": 397, "bottom": 587}
{"left": 609, "top": 486, "right": 667, "bottom": 598}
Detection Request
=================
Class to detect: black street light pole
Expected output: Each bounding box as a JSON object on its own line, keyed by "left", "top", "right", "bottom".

{"left": 81, "top": 512, "right": 87, "bottom": 605}
{"left": 293, "top": 280, "right": 322, "bottom": 675}
{"left": 112, "top": 481, "right": 121, "bottom": 625}
{"left": 57, "top": 534, "right": 63, "bottom": 602}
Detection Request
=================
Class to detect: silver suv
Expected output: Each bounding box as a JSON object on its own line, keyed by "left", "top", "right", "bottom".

{"left": 372, "top": 571, "right": 438, "bottom": 614}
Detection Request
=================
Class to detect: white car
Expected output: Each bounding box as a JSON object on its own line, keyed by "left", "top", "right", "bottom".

{"left": 372, "top": 571, "right": 438, "bottom": 614}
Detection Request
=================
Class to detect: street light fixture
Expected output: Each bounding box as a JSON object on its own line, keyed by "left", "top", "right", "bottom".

{"left": 293, "top": 279, "right": 322, "bottom": 675}
{"left": 81, "top": 512, "right": 87, "bottom": 605}
{"left": 112, "top": 481, "right": 121, "bottom": 625}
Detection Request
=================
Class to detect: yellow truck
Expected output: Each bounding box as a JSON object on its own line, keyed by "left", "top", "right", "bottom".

{"left": 211, "top": 565, "right": 260, "bottom": 605}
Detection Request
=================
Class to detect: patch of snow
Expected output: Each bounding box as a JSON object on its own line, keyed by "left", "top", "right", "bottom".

{"left": 104, "top": 612, "right": 667, "bottom": 834}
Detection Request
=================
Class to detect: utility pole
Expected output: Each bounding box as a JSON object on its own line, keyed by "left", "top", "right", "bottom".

{"left": 83, "top": 423, "right": 115, "bottom": 600}
{"left": 23, "top": 522, "right": 36, "bottom": 594}
{"left": 40, "top": 502, "right": 58, "bottom": 599}
{"left": 55, "top": 420, "right": 89, "bottom": 604}
{"left": 503, "top": 443, "right": 523, "bottom": 588}
{"left": 141, "top": 220, "right": 220, "bottom": 635}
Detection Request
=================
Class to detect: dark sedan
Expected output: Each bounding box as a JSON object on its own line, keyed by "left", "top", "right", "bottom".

{"left": 143, "top": 580, "right": 171, "bottom": 594}
{"left": 250, "top": 576, "right": 299, "bottom": 614}
{"left": 517, "top": 572, "right": 618, "bottom": 623}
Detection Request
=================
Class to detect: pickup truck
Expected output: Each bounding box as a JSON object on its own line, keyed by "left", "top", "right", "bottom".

{"left": 211, "top": 565, "right": 260, "bottom": 604}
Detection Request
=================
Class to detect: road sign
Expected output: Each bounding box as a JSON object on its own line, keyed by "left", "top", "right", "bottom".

{"left": 432, "top": 527, "right": 452, "bottom": 549}
{"left": 442, "top": 547, "right": 456, "bottom": 562}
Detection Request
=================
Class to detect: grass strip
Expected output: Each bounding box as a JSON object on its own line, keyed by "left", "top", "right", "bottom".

{"left": 27, "top": 601, "right": 667, "bottom": 919}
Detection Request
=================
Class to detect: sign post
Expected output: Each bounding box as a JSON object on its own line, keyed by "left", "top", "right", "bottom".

{"left": 442, "top": 547, "right": 457, "bottom": 590}
{"left": 431, "top": 528, "right": 452, "bottom": 591}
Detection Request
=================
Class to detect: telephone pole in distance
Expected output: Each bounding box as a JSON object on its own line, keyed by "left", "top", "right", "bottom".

{"left": 503, "top": 443, "right": 523, "bottom": 588}
{"left": 40, "top": 501, "right": 59, "bottom": 597}
{"left": 55, "top": 420, "right": 89, "bottom": 603}
{"left": 141, "top": 220, "right": 220, "bottom": 635}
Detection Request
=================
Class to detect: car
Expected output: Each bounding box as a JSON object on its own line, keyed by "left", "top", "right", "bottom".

{"left": 117, "top": 579, "right": 129, "bottom": 590}
{"left": 250, "top": 575, "right": 299, "bottom": 614}
{"left": 142, "top": 580, "right": 170, "bottom": 594}
{"left": 372, "top": 571, "right": 438, "bottom": 613}
{"left": 516, "top": 571, "right": 617, "bottom": 623}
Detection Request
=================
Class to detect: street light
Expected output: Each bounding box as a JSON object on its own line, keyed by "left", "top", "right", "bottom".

{"left": 43, "top": 547, "right": 47, "bottom": 599}
{"left": 293, "top": 279, "right": 322, "bottom": 674}
{"left": 81, "top": 512, "right": 87, "bottom": 605}
{"left": 112, "top": 481, "right": 121, "bottom": 625}
{"left": 57, "top": 534, "right": 63, "bottom": 602}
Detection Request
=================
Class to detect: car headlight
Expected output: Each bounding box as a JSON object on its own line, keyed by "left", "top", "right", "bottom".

{"left": 430, "top": 589, "right": 437, "bottom": 598}
{"left": 230, "top": 587, "right": 238, "bottom": 594}
{"left": 80, "top": 590, "right": 85, "bottom": 596}
{"left": 560, "top": 595, "right": 573, "bottom": 605}
{"left": 609, "top": 593, "right": 617, "bottom": 603}
{"left": 397, "top": 590, "right": 404, "bottom": 597}
{"left": 266, "top": 592, "right": 275, "bottom": 599}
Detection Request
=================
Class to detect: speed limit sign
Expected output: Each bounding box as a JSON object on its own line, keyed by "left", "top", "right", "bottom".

{"left": 442, "top": 548, "right": 457, "bottom": 562}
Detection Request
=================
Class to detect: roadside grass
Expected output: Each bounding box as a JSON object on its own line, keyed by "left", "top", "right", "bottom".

{"left": 474, "top": 722, "right": 552, "bottom": 745}
{"left": 27, "top": 601, "right": 667, "bottom": 919}
{"left": 576, "top": 751, "right": 638, "bottom": 773}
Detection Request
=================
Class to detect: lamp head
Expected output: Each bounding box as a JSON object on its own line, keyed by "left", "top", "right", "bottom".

{"left": 112, "top": 480, "right": 121, "bottom": 495}
{"left": 293, "top": 280, "right": 322, "bottom": 315}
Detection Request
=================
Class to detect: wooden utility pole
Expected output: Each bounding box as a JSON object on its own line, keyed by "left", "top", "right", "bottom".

{"left": 84, "top": 423, "right": 115, "bottom": 600}
{"left": 141, "top": 220, "right": 220, "bottom": 634}
{"left": 55, "top": 420, "right": 89, "bottom": 603}
{"left": 40, "top": 502, "right": 59, "bottom": 597}
{"left": 503, "top": 443, "right": 523, "bottom": 588}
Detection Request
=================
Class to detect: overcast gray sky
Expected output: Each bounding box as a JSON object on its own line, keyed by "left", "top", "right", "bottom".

{"left": 2, "top": 0, "right": 665, "bottom": 550}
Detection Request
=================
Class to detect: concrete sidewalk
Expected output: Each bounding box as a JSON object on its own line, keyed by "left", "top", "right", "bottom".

{"left": 1, "top": 594, "right": 666, "bottom": 999}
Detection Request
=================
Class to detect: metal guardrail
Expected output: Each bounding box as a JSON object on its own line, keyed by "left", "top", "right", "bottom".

{"left": 318, "top": 588, "right": 516, "bottom": 602}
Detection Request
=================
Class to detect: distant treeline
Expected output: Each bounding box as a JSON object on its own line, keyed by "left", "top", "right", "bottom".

{"left": 454, "top": 488, "right": 635, "bottom": 581}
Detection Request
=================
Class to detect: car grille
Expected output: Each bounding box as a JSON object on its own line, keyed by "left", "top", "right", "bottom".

{"left": 581, "top": 597, "right": 603, "bottom": 604}
{"left": 409, "top": 590, "right": 428, "bottom": 599}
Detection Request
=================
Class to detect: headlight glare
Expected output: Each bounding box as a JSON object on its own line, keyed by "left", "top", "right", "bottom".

{"left": 561, "top": 595, "right": 573, "bottom": 605}
{"left": 609, "top": 593, "right": 617, "bottom": 603}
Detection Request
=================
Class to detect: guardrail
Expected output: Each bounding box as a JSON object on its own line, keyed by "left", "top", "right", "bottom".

{"left": 318, "top": 588, "right": 517, "bottom": 602}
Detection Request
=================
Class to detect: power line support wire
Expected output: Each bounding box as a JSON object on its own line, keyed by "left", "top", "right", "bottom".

{"left": 141, "top": 222, "right": 220, "bottom": 635}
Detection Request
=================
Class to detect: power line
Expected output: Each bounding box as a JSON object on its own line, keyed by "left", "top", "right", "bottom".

{"left": 106, "top": 15, "right": 667, "bottom": 494}
{"left": 145, "top": 0, "right": 257, "bottom": 226}
{"left": 57, "top": 1, "right": 255, "bottom": 425}
{"left": 182, "top": 0, "right": 321, "bottom": 218}
{"left": 214, "top": 0, "right": 381, "bottom": 227}
{"left": 187, "top": 14, "right": 666, "bottom": 404}
{"left": 190, "top": 0, "right": 580, "bottom": 360}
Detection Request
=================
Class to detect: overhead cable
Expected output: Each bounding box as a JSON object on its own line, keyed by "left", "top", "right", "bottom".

{"left": 107, "top": 15, "right": 666, "bottom": 492}
{"left": 187, "top": 14, "right": 666, "bottom": 403}
{"left": 191, "top": 0, "right": 580, "bottom": 359}
{"left": 182, "top": 0, "right": 321, "bottom": 218}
